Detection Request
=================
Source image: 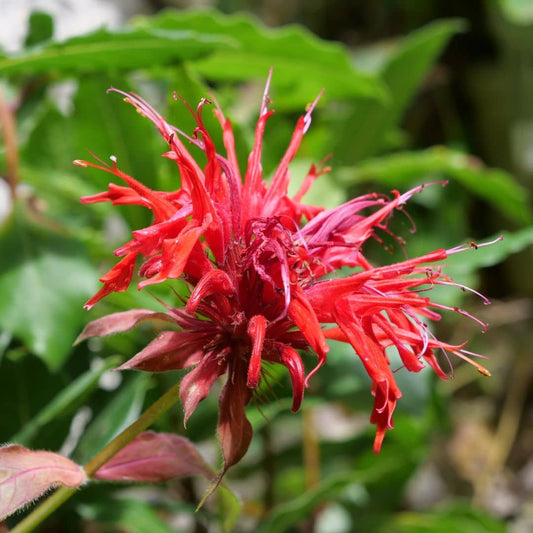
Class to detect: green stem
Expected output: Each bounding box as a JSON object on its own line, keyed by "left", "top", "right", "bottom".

{"left": 8, "top": 487, "right": 77, "bottom": 533}
{"left": 11, "top": 380, "right": 181, "bottom": 533}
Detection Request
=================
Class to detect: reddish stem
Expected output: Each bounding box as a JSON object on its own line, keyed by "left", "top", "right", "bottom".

{"left": 0, "top": 85, "right": 19, "bottom": 199}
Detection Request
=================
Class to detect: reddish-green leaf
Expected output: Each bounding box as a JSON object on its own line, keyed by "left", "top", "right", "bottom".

{"left": 75, "top": 309, "right": 171, "bottom": 345}
{"left": 0, "top": 445, "right": 86, "bottom": 520}
{"left": 94, "top": 431, "right": 213, "bottom": 482}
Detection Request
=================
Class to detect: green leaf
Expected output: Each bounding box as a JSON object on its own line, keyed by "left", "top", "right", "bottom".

{"left": 258, "top": 412, "right": 429, "bottom": 532}
{"left": 20, "top": 102, "right": 75, "bottom": 174}
{"left": 11, "top": 356, "right": 121, "bottom": 446}
{"left": 0, "top": 354, "right": 67, "bottom": 441}
{"left": 134, "top": 9, "right": 385, "bottom": 109}
{"left": 336, "top": 19, "right": 465, "bottom": 162}
{"left": 288, "top": 160, "right": 346, "bottom": 210}
{"left": 496, "top": 0, "right": 533, "bottom": 25}
{"left": 71, "top": 76, "right": 161, "bottom": 191}
{"left": 0, "top": 202, "right": 97, "bottom": 370}
{"left": 77, "top": 497, "right": 178, "bottom": 533}
{"left": 21, "top": 74, "right": 165, "bottom": 179}
{"left": 21, "top": 167, "right": 111, "bottom": 227}
{"left": 0, "top": 25, "right": 234, "bottom": 77}
{"left": 24, "top": 11, "right": 54, "bottom": 48}
{"left": 22, "top": 75, "right": 165, "bottom": 228}
{"left": 73, "top": 373, "right": 151, "bottom": 464}
{"left": 216, "top": 485, "right": 242, "bottom": 533}
{"left": 259, "top": 456, "right": 409, "bottom": 533}
{"left": 261, "top": 472, "right": 362, "bottom": 533}
{"left": 380, "top": 19, "right": 466, "bottom": 128}
{"left": 0, "top": 330, "right": 11, "bottom": 363}
{"left": 337, "top": 147, "right": 532, "bottom": 225}
{"left": 391, "top": 501, "right": 507, "bottom": 533}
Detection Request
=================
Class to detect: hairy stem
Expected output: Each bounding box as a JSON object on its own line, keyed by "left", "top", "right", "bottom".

{"left": 11, "top": 380, "right": 181, "bottom": 533}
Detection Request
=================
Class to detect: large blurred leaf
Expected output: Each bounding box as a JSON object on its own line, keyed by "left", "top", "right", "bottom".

{"left": 337, "top": 147, "right": 532, "bottom": 225}
{"left": 0, "top": 354, "right": 67, "bottom": 441}
{"left": 20, "top": 102, "right": 75, "bottom": 174}
{"left": 336, "top": 19, "right": 465, "bottom": 163}
{"left": 0, "top": 26, "right": 234, "bottom": 77}
{"left": 11, "top": 356, "right": 121, "bottom": 446}
{"left": 496, "top": 0, "right": 533, "bottom": 25}
{"left": 22, "top": 75, "right": 165, "bottom": 231}
{"left": 72, "top": 77, "right": 163, "bottom": 184}
{"left": 0, "top": 202, "right": 97, "bottom": 370}
{"left": 133, "top": 9, "right": 385, "bottom": 109}
{"left": 379, "top": 19, "right": 465, "bottom": 127}
{"left": 23, "top": 76, "right": 160, "bottom": 179}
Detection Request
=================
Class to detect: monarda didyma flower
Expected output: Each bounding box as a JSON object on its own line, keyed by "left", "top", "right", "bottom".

{"left": 75, "top": 72, "right": 492, "bottom": 477}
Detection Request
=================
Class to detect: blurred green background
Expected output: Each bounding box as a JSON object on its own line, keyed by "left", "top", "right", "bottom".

{"left": 0, "top": 0, "right": 531, "bottom": 531}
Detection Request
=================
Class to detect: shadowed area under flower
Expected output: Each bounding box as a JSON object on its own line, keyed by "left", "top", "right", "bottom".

{"left": 75, "top": 72, "right": 491, "bottom": 476}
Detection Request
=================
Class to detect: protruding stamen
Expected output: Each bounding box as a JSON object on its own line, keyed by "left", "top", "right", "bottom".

{"left": 436, "top": 279, "right": 491, "bottom": 306}
{"left": 447, "top": 234, "right": 504, "bottom": 255}
{"left": 453, "top": 349, "right": 491, "bottom": 377}
{"left": 260, "top": 68, "right": 274, "bottom": 117}
{"left": 303, "top": 89, "right": 325, "bottom": 133}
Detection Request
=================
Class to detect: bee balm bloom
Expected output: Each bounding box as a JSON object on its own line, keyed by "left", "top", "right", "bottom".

{"left": 75, "top": 73, "right": 490, "bottom": 474}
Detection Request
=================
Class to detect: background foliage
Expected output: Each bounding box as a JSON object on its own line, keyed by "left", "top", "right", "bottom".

{"left": 0, "top": 1, "right": 531, "bottom": 531}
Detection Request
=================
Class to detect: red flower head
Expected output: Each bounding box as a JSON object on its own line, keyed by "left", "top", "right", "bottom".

{"left": 75, "top": 72, "right": 492, "bottom": 475}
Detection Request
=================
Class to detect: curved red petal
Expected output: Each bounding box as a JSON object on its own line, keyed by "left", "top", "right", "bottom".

{"left": 246, "top": 315, "right": 267, "bottom": 388}
{"left": 279, "top": 344, "right": 305, "bottom": 412}
{"left": 186, "top": 269, "right": 235, "bottom": 315}
{"left": 84, "top": 253, "right": 138, "bottom": 309}
{"left": 288, "top": 287, "right": 329, "bottom": 386}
